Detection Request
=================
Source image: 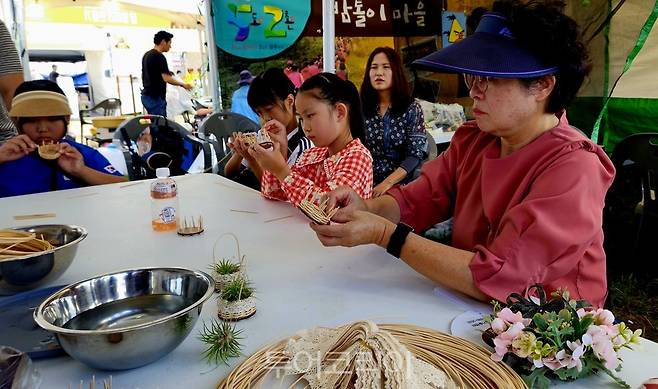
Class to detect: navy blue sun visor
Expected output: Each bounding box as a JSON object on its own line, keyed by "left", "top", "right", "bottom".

{"left": 413, "top": 13, "right": 558, "bottom": 78}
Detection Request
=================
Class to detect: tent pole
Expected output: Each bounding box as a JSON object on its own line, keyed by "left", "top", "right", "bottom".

{"left": 322, "top": 0, "right": 335, "bottom": 73}
{"left": 8, "top": 0, "right": 30, "bottom": 80}
{"left": 203, "top": 0, "right": 222, "bottom": 112}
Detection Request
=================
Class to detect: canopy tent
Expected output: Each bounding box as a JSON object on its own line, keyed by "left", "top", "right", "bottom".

{"left": 28, "top": 49, "right": 85, "bottom": 62}
{"left": 566, "top": 0, "right": 658, "bottom": 152}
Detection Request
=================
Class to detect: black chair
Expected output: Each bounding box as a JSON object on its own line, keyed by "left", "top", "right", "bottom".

{"left": 198, "top": 111, "right": 260, "bottom": 174}
{"left": 113, "top": 115, "right": 212, "bottom": 180}
{"left": 604, "top": 133, "right": 658, "bottom": 273}
{"left": 79, "top": 98, "right": 122, "bottom": 135}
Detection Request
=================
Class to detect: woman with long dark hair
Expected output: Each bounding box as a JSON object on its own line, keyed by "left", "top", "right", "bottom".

{"left": 360, "top": 47, "right": 427, "bottom": 197}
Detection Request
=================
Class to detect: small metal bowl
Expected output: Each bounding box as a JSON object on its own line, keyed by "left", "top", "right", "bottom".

{"left": 0, "top": 225, "right": 87, "bottom": 295}
{"left": 34, "top": 267, "right": 214, "bottom": 370}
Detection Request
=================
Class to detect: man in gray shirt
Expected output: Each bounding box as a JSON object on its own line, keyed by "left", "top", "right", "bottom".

{"left": 0, "top": 20, "right": 24, "bottom": 143}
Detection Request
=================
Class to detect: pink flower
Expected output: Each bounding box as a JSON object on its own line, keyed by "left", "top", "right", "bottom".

{"left": 539, "top": 341, "right": 585, "bottom": 373}
{"left": 566, "top": 340, "right": 585, "bottom": 372}
{"left": 577, "top": 308, "right": 615, "bottom": 326}
{"left": 582, "top": 325, "right": 619, "bottom": 370}
{"left": 491, "top": 322, "right": 526, "bottom": 362}
{"left": 491, "top": 318, "right": 507, "bottom": 334}
{"left": 541, "top": 351, "right": 565, "bottom": 371}
{"left": 592, "top": 309, "right": 615, "bottom": 326}
{"left": 576, "top": 308, "right": 588, "bottom": 319}
{"left": 491, "top": 308, "right": 532, "bottom": 335}
{"left": 498, "top": 307, "right": 531, "bottom": 326}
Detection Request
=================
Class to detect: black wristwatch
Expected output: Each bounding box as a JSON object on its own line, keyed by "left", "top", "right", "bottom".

{"left": 386, "top": 223, "right": 414, "bottom": 258}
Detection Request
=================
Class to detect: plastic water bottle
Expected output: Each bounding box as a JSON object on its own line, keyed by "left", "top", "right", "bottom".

{"left": 150, "top": 167, "right": 178, "bottom": 231}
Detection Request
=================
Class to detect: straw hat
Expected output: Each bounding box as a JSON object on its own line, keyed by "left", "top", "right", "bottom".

{"left": 9, "top": 80, "right": 72, "bottom": 118}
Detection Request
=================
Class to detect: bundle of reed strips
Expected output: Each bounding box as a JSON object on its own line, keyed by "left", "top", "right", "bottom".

{"left": 0, "top": 229, "right": 54, "bottom": 261}
{"left": 217, "top": 322, "right": 526, "bottom": 389}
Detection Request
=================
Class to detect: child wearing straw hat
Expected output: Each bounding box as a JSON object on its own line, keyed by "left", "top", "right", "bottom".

{"left": 0, "top": 80, "right": 126, "bottom": 197}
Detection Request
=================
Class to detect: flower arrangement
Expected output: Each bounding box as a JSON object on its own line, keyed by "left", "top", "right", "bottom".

{"left": 483, "top": 284, "right": 642, "bottom": 389}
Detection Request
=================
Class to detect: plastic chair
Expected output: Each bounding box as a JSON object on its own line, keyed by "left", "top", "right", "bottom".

{"left": 198, "top": 111, "right": 260, "bottom": 173}
{"left": 425, "top": 132, "right": 438, "bottom": 161}
{"left": 411, "top": 132, "right": 439, "bottom": 181}
{"left": 604, "top": 133, "right": 658, "bottom": 271}
{"left": 79, "top": 98, "right": 122, "bottom": 135}
{"left": 113, "top": 115, "right": 212, "bottom": 180}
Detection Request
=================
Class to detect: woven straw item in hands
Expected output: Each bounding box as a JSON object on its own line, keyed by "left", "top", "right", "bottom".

{"left": 37, "top": 141, "right": 61, "bottom": 160}
{"left": 240, "top": 131, "right": 273, "bottom": 149}
{"left": 297, "top": 192, "right": 338, "bottom": 225}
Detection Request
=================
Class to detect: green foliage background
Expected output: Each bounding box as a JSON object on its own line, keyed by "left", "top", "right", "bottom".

{"left": 218, "top": 37, "right": 323, "bottom": 108}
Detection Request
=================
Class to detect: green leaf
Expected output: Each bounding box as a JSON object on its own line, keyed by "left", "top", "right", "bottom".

{"left": 584, "top": 356, "right": 631, "bottom": 388}
{"left": 210, "top": 258, "right": 241, "bottom": 275}
{"left": 533, "top": 313, "right": 549, "bottom": 331}
{"left": 220, "top": 277, "right": 254, "bottom": 302}
{"left": 576, "top": 316, "right": 594, "bottom": 338}
{"left": 523, "top": 369, "right": 552, "bottom": 389}
{"left": 554, "top": 367, "right": 580, "bottom": 381}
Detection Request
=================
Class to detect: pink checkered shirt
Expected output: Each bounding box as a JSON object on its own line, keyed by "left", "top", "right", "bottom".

{"left": 260, "top": 138, "right": 373, "bottom": 206}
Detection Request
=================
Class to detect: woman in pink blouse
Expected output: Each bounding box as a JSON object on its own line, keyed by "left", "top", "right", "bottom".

{"left": 309, "top": 0, "right": 615, "bottom": 307}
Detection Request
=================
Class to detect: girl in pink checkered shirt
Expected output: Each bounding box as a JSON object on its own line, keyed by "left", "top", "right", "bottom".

{"left": 247, "top": 73, "right": 373, "bottom": 207}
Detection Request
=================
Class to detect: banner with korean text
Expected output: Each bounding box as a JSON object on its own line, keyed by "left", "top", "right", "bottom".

{"left": 303, "top": 1, "right": 442, "bottom": 37}
{"left": 213, "top": 0, "right": 312, "bottom": 59}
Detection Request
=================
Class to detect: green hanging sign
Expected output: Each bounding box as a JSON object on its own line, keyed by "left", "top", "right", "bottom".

{"left": 212, "top": 0, "right": 311, "bottom": 60}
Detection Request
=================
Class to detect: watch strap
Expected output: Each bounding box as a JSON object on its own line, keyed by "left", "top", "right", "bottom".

{"left": 386, "top": 222, "right": 414, "bottom": 258}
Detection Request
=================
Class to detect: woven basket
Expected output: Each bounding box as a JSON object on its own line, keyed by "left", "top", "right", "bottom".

{"left": 212, "top": 271, "right": 244, "bottom": 291}
{"left": 217, "top": 296, "right": 257, "bottom": 321}
{"left": 217, "top": 322, "right": 526, "bottom": 388}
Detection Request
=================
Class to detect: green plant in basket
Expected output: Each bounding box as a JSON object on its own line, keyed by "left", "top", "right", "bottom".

{"left": 220, "top": 278, "right": 253, "bottom": 302}
{"left": 211, "top": 258, "right": 241, "bottom": 275}
{"left": 483, "top": 284, "right": 642, "bottom": 389}
{"left": 198, "top": 320, "right": 243, "bottom": 365}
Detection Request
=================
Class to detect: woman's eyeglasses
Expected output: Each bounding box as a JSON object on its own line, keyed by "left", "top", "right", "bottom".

{"left": 463, "top": 74, "right": 494, "bottom": 93}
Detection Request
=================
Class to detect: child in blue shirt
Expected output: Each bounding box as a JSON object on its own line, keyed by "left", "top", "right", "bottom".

{"left": 0, "top": 80, "right": 126, "bottom": 197}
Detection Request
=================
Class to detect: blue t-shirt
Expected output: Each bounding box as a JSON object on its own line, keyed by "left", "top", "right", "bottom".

{"left": 230, "top": 85, "right": 259, "bottom": 124}
{"left": 0, "top": 139, "right": 123, "bottom": 198}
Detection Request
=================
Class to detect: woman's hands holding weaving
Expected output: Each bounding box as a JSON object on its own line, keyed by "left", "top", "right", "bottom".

{"left": 310, "top": 186, "right": 394, "bottom": 248}
{"left": 320, "top": 186, "right": 367, "bottom": 221}
{"left": 309, "top": 207, "right": 393, "bottom": 248}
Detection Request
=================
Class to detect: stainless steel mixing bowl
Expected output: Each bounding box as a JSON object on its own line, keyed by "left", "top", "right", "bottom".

{"left": 0, "top": 224, "right": 87, "bottom": 295}
{"left": 33, "top": 267, "right": 214, "bottom": 370}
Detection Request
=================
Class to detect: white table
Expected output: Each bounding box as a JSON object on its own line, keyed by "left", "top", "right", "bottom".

{"left": 1, "top": 174, "right": 656, "bottom": 388}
